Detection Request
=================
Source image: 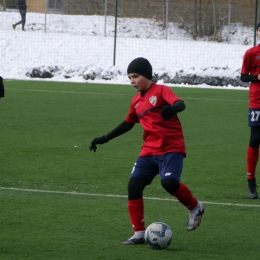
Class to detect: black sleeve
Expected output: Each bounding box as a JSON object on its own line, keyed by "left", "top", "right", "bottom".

{"left": 241, "top": 74, "right": 259, "bottom": 83}
{"left": 106, "top": 121, "right": 135, "bottom": 141}
{"left": 0, "top": 76, "right": 5, "bottom": 98}
{"left": 172, "top": 100, "right": 185, "bottom": 113}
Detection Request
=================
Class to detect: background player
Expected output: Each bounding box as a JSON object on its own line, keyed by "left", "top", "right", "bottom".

{"left": 0, "top": 76, "right": 4, "bottom": 99}
{"left": 240, "top": 22, "right": 260, "bottom": 199}
{"left": 89, "top": 57, "right": 205, "bottom": 244}
{"left": 12, "top": 0, "right": 27, "bottom": 31}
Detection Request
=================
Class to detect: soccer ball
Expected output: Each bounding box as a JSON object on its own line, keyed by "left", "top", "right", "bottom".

{"left": 144, "top": 222, "right": 172, "bottom": 249}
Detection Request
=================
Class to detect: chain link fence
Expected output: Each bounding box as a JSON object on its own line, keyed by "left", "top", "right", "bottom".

{"left": 0, "top": 0, "right": 259, "bottom": 85}
{"left": 1, "top": 0, "right": 258, "bottom": 40}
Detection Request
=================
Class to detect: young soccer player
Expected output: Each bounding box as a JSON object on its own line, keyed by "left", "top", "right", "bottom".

{"left": 240, "top": 22, "right": 260, "bottom": 199}
{"left": 89, "top": 57, "right": 205, "bottom": 244}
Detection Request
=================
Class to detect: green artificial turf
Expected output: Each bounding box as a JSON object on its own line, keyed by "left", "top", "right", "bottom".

{"left": 1, "top": 80, "right": 259, "bottom": 260}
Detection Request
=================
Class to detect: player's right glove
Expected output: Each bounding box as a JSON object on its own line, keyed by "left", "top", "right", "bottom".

{"left": 89, "top": 135, "right": 109, "bottom": 152}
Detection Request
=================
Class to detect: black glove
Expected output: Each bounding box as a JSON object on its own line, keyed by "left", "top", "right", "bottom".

{"left": 89, "top": 135, "right": 108, "bottom": 152}
{"left": 161, "top": 105, "right": 177, "bottom": 121}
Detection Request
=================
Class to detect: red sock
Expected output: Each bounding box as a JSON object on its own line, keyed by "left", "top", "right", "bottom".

{"left": 247, "top": 146, "right": 259, "bottom": 179}
{"left": 172, "top": 183, "right": 198, "bottom": 210}
{"left": 128, "top": 198, "right": 145, "bottom": 232}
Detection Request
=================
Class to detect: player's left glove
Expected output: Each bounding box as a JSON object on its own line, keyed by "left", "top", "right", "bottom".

{"left": 161, "top": 105, "right": 177, "bottom": 121}
{"left": 89, "top": 135, "right": 109, "bottom": 152}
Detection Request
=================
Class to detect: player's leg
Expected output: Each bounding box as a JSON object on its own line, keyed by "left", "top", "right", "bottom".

{"left": 13, "top": 11, "right": 23, "bottom": 30}
{"left": 157, "top": 152, "right": 204, "bottom": 231}
{"left": 122, "top": 156, "right": 157, "bottom": 245}
{"left": 21, "top": 10, "right": 26, "bottom": 31}
{"left": 12, "top": 21, "right": 21, "bottom": 30}
{"left": 247, "top": 124, "right": 260, "bottom": 198}
{"left": 122, "top": 177, "right": 149, "bottom": 245}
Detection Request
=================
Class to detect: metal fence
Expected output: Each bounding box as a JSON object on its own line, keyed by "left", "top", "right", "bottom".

{"left": 1, "top": 0, "right": 258, "bottom": 41}
{"left": 0, "top": 0, "right": 259, "bottom": 84}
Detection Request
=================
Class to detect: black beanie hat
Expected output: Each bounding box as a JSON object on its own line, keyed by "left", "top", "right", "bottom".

{"left": 258, "top": 22, "right": 260, "bottom": 30}
{"left": 127, "top": 57, "right": 153, "bottom": 80}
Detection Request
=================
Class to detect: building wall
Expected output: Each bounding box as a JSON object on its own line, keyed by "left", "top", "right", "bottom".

{"left": 25, "top": 0, "right": 256, "bottom": 15}
{"left": 27, "top": 0, "right": 45, "bottom": 13}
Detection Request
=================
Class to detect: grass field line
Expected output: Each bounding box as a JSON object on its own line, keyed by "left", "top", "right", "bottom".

{"left": 6, "top": 88, "right": 247, "bottom": 102}
{"left": 6, "top": 88, "right": 129, "bottom": 96}
{"left": 1, "top": 186, "right": 260, "bottom": 208}
{"left": 183, "top": 97, "right": 247, "bottom": 102}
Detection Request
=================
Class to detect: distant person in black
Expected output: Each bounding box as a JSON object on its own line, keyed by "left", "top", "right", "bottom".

{"left": 0, "top": 77, "right": 5, "bottom": 99}
{"left": 12, "top": 0, "right": 27, "bottom": 31}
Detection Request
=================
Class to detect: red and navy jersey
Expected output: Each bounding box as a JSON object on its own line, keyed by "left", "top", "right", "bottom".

{"left": 125, "top": 83, "right": 186, "bottom": 156}
{"left": 241, "top": 45, "right": 260, "bottom": 108}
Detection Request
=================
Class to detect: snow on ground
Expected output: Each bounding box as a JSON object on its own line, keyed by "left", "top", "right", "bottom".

{"left": 0, "top": 10, "right": 257, "bottom": 87}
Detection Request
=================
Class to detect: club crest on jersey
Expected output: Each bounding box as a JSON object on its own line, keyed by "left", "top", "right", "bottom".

{"left": 149, "top": 96, "right": 157, "bottom": 106}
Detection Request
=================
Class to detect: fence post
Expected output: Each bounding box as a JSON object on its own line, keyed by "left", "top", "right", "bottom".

{"left": 228, "top": 4, "right": 231, "bottom": 42}
{"left": 113, "top": 0, "right": 118, "bottom": 66}
{"left": 44, "top": 0, "right": 47, "bottom": 33}
{"left": 254, "top": 0, "right": 258, "bottom": 46}
{"left": 104, "top": 0, "right": 107, "bottom": 37}
{"left": 165, "top": 0, "right": 168, "bottom": 39}
{"left": 3, "top": 0, "right": 6, "bottom": 11}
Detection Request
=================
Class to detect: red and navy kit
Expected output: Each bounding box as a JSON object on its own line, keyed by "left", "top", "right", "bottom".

{"left": 241, "top": 44, "right": 260, "bottom": 108}
{"left": 125, "top": 83, "right": 186, "bottom": 156}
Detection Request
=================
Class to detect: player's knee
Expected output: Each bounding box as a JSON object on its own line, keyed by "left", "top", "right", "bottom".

{"left": 128, "top": 177, "right": 150, "bottom": 200}
{"left": 161, "top": 178, "right": 180, "bottom": 194}
{"left": 250, "top": 134, "right": 260, "bottom": 147}
{"left": 250, "top": 127, "right": 260, "bottom": 147}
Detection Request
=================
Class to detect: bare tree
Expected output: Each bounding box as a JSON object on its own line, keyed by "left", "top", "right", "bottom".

{"left": 176, "top": 0, "right": 229, "bottom": 40}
